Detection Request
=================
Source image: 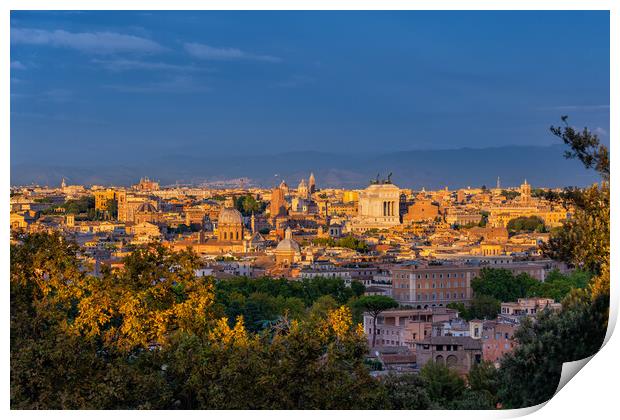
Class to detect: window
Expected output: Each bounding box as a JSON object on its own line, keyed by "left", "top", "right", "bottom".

{"left": 446, "top": 355, "right": 458, "bottom": 367}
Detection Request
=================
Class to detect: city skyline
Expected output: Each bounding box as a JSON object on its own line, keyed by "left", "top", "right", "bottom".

{"left": 8, "top": 8, "right": 612, "bottom": 412}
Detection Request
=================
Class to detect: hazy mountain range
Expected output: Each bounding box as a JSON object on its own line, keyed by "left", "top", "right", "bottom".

{"left": 10, "top": 144, "right": 601, "bottom": 190}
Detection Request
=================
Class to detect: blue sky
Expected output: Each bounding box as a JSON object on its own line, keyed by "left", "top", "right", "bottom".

{"left": 10, "top": 11, "right": 609, "bottom": 166}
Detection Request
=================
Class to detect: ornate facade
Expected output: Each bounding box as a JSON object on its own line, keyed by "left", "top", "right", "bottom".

{"left": 217, "top": 202, "right": 244, "bottom": 241}
{"left": 351, "top": 177, "right": 401, "bottom": 232}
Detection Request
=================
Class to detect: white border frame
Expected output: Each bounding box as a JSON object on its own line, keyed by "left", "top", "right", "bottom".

{"left": 2, "top": 2, "right": 616, "bottom": 420}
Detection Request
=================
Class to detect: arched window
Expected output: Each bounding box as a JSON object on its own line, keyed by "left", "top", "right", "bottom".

{"left": 436, "top": 355, "right": 444, "bottom": 364}
{"left": 446, "top": 355, "right": 457, "bottom": 367}
{"left": 223, "top": 231, "right": 227, "bottom": 240}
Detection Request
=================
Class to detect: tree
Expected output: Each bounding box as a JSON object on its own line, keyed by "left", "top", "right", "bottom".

{"left": 350, "top": 280, "right": 366, "bottom": 297}
{"left": 105, "top": 198, "right": 118, "bottom": 219}
{"left": 551, "top": 115, "right": 609, "bottom": 181}
{"left": 419, "top": 361, "right": 466, "bottom": 407}
{"left": 355, "top": 295, "right": 398, "bottom": 347}
{"left": 497, "top": 118, "right": 610, "bottom": 408}
{"left": 506, "top": 216, "right": 545, "bottom": 233}
{"left": 234, "top": 194, "right": 266, "bottom": 216}
{"left": 382, "top": 373, "right": 433, "bottom": 409}
{"left": 468, "top": 360, "right": 499, "bottom": 406}
{"left": 527, "top": 269, "right": 590, "bottom": 302}
{"left": 471, "top": 268, "right": 539, "bottom": 302}
{"left": 500, "top": 190, "right": 520, "bottom": 200}
{"left": 469, "top": 295, "right": 501, "bottom": 320}
{"left": 479, "top": 211, "right": 489, "bottom": 227}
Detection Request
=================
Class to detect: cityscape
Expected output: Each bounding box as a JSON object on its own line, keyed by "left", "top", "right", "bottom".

{"left": 9, "top": 9, "right": 610, "bottom": 411}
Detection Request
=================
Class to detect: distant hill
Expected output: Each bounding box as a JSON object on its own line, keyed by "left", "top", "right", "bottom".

{"left": 10, "top": 144, "right": 600, "bottom": 189}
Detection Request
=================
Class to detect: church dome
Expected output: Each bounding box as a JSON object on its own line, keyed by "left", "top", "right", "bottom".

{"left": 276, "top": 227, "right": 301, "bottom": 253}
{"left": 276, "top": 238, "right": 301, "bottom": 253}
{"left": 136, "top": 202, "right": 157, "bottom": 213}
{"left": 218, "top": 206, "right": 243, "bottom": 225}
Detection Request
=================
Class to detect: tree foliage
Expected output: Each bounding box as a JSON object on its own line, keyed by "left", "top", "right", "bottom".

{"left": 354, "top": 295, "right": 398, "bottom": 347}
{"left": 312, "top": 235, "right": 370, "bottom": 253}
{"left": 506, "top": 216, "right": 546, "bottom": 233}
{"left": 234, "top": 194, "right": 266, "bottom": 217}
{"left": 496, "top": 118, "right": 610, "bottom": 408}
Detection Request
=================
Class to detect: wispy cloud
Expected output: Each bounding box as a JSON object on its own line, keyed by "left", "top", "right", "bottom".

{"left": 11, "top": 60, "right": 26, "bottom": 70}
{"left": 104, "top": 76, "right": 210, "bottom": 94}
{"left": 11, "top": 28, "right": 165, "bottom": 54}
{"left": 594, "top": 127, "right": 608, "bottom": 137}
{"left": 184, "top": 42, "right": 281, "bottom": 63}
{"left": 91, "top": 58, "right": 202, "bottom": 73}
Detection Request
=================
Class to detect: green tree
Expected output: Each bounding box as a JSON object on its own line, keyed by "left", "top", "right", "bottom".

{"left": 234, "top": 194, "right": 266, "bottom": 216}
{"left": 497, "top": 117, "right": 610, "bottom": 408}
{"left": 471, "top": 268, "right": 539, "bottom": 302}
{"left": 468, "top": 360, "right": 499, "bottom": 406}
{"left": 382, "top": 373, "right": 433, "bottom": 409}
{"left": 506, "top": 216, "right": 545, "bottom": 233}
{"left": 469, "top": 295, "right": 501, "bottom": 320}
{"left": 528, "top": 269, "right": 590, "bottom": 302}
{"left": 350, "top": 280, "right": 366, "bottom": 297}
{"left": 500, "top": 190, "right": 520, "bottom": 200}
{"left": 355, "top": 295, "right": 399, "bottom": 347}
{"left": 419, "top": 361, "right": 466, "bottom": 407}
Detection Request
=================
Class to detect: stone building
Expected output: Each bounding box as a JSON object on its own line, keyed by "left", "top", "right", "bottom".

{"left": 481, "top": 320, "right": 518, "bottom": 365}
{"left": 134, "top": 202, "right": 162, "bottom": 225}
{"left": 363, "top": 307, "right": 459, "bottom": 349}
{"left": 403, "top": 200, "right": 440, "bottom": 222}
{"left": 270, "top": 186, "right": 288, "bottom": 219}
{"left": 274, "top": 227, "right": 301, "bottom": 266}
{"left": 297, "top": 179, "right": 309, "bottom": 199}
{"left": 217, "top": 202, "right": 244, "bottom": 241}
{"left": 351, "top": 177, "right": 401, "bottom": 232}
{"left": 308, "top": 172, "right": 316, "bottom": 194}
{"left": 133, "top": 176, "right": 159, "bottom": 192}
{"left": 415, "top": 336, "right": 483, "bottom": 375}
{"left": 94, "top": 189, "right": 117, "bottom": 212}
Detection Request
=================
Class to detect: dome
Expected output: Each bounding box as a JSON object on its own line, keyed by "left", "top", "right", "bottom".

{"left": 218, "top": 207, "right": 243, "bottom": 225}
{"left": 276, "top": 227, "right": 300, "bottom": 253}
{"left": 136, "top": 202, "right": 157, "bottom": 213}
{"left": 276, "top": 238, "right": 301, "bottom": 253}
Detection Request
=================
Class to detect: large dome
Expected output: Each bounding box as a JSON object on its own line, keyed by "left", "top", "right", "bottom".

{"left": 136, "top": 202, "right": 157, "bottom": 213}
{"left": 218, "top": 207, "right": 243, "bottom": 225}
{"left": 276, "top": 227, "right": 301, "bottom": 253}
{"left": 276, "top": 238, "right": 301, "bottom": 253}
